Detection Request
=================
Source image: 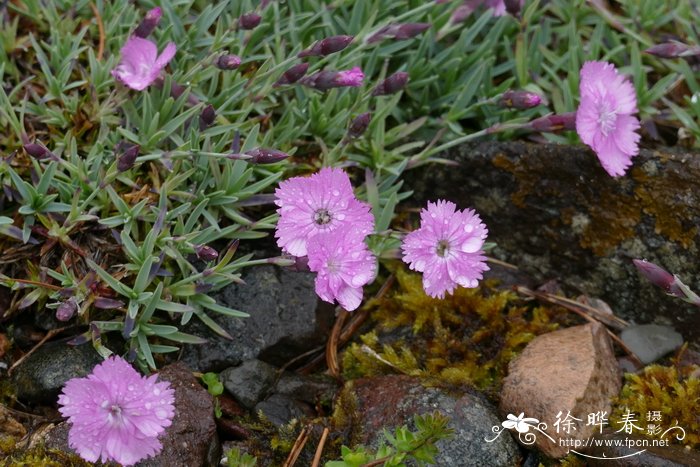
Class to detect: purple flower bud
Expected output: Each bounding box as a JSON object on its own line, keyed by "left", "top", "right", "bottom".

{"left": 115, "top": 141, "right": 140, "bottom": 172}
{"left": 300, "top": 67, "right": 364, "bottom": 91}
{"left": 239, "top": 12, "right": 262, "bottom": 30}
{"left": 216, "top": 54, "right": 242, "bottom": 70}
{"left": 645, "top": 41, "right": 700, "bottom": 59}
{"left": 195, "top": 244, "right": 219, "bottom": 261}
{"left": 298, "top": 35, "right": 354, "bottom": 58}
{"left": 56, "top": 299, "right": 78, "bottom": 321}
{"left": 528, "top": 112, "right": 577, "bottom": 132}
{"left": 245, "top": 148, "right": 290, "bottom": 164}
{"left": 273, "top": 63, "right": 310, "bottom": 87}
{"left": 93, "top": 297, "right": 125, "bottom": 309}
{"left": 199, "top": 104, "right": 216, "bottom": 130}
{"left": 504, "top": 0, "right": 524, "bottom": 15}
{"left": 347, "top": 112, "right": 372, "bottom": 139}
{"left": 451, "top": 4, "right": 476, "bottom": 24}
{"left": 23, "top": 142, "right": 54, "bottom": 160}
{"left": 499, "top": 90, "right": 543, "bottom": 109}
{"left": 372, "top": 72, "right": 409, "bottom": 96}
{"left": 195, "top": 282, "right": 213, "bottom": 294}
{"left": 133, "top": 7, "right": 163, "bottom": 38}
{"left": 266, "top": 256, "right": 296, "bottom": 267}
{"left": 368, "top": 23, "right": 430, "bottom": 43}
{"left": 632, "top": 259, "right": 675, "bottom": 294}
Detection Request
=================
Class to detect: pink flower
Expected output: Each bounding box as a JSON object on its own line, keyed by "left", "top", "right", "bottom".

{"left": 575, "top": 61, "right": 640, "bottom": 177}
{"left": 274, "top": 167, "right": 374, "bottom": 257}
{"left": 300, "top": 67, "right": 364, "bottom": 91}
{"left": 112, "top": 37, "right": 176, "bottom": 91}
{"left": 58, "top": 355, "right": 175, "bottom": 466}
{"left": 307, "top": 229, "right": 376, "bottom": 311}
{"left": 334, "top": 67, "right": 364, "bottom": 86}
{"left": 402, "top": 200, "right": 489, "bottom": 299}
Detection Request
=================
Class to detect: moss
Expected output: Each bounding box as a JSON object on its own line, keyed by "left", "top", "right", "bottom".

{"left": 0, "top": 439, "right": 94, "bottom": 467}
{"left": 341, "top": 267, "right": 564, "bottom": 396}
{"left": 613, "top": 362, "right": 700, "bottom": 448}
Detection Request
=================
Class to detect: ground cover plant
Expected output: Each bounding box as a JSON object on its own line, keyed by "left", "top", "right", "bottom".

{"left": 1, "top": 0, "right": 700, "bottom": 465}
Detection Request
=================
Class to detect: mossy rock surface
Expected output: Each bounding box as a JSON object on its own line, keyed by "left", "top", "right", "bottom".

{"left": 407, "top": 141, "right": 700, "bottom": 346}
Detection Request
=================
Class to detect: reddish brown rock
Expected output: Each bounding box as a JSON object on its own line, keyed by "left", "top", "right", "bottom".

{"left": 499, "top": 323, "right": 621, "bottom": 458}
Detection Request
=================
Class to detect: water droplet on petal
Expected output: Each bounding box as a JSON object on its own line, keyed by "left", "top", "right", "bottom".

{"left": 153, "top": 388, "right": 161, "bottom": 395}
{"left": 464, "top": 224, "right": 474, "bottom": 233}
{"left": 145, "top": 402, "right": 152, "bottom": 409}
{"left": 332, "top": 190, "right": 340, "bottom": 196}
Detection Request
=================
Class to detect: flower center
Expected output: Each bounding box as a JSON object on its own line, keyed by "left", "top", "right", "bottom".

{"left": 597, "top": 103, "right": 617, "bottom": 137}
{"left": 314, "top": 209, "right": 332, "bottom": 226}
{"left": 436, "top": 239, "right": 451, "bottom": 258}
{"left": 107, "top": 404, "right": 123, "bottom": 425}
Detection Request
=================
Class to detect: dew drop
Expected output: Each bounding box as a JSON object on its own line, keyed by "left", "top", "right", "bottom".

{"left": 156, "top": 409, "right": 168, "bottom": 419}
{"left": 336, "top": 213, "right": 345, "bottom": 220}
{"left": 332, "top": 190, "right": 340, "bottom": 196}
{"left": 128, "top": 385, "right": 134, "bottom": 391}
{"left": 145, "top": 402, "right": 152, "bottom": 409}
{"left": 464, "top": 224, "right": 474, "bottom": 233}
{"left": 153, "top": 388, "right": 161, "bottom": 396}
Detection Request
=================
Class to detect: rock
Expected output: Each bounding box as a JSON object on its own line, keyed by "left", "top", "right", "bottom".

{"left": 274, "top": 372, "right": 337, "bottom": 405}
{"left": 338, "top": 375, "right": 521, "bottom": 467}
{"left": 138, "top": 362, "right": 220, "bottom": 467}
{"left": 620, "top": 324, "right": 684, "bottom": 364}
{"left": 255, "top": 394, "right": 311, "bottom": 427}
{"left": 11, "top": 340, "right": 102, "bottom": 404}
{"left": 499, "top": 323, "right": 621, "bottom": 458}
{"left": 221, "top": 359, "right": 278, "bottom": 409}
{"left": 181, "top": 265, "right": 335, "bottom": 372}
{"left": 406, "top": 141, "right": 700, "bottom": 346}
{"left": 584, "top": 432, "right": 700, "bottom": 466}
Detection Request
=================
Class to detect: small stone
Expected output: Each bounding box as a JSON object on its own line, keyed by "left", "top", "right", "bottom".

{"left": 620, "top": 324, "right": 684, "bottom": 364}
{"left": 11, "top": 340, "right": 102, "bottom": 404}
{"left": 499, "top": 323, "right": 621, "bottom": 458}
{"left": 221, "top": 359, "right": 278, "bottom": 409}
{"left": 255, "top": 394, "right": 311, "bottom": 427}
{"left": 274, "top": 372, "right": 337, "bottom": 405}
{"left": 339, "top": 375, "right": 521, "bottom": 467}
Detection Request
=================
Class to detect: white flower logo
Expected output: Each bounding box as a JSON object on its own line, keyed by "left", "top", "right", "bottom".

{"left": 502, "top": 413, "right": 540, "bottom": 433}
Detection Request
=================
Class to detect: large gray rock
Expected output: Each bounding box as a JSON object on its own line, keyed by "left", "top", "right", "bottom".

{"left": 337, "top": 375, "right": 521, "bottom": 467}
{"left": 407, "top": 141, "right": 700, "bottom": 346}
{"left": 181, "top": 265, "right": 335, "bottom": 372}
{"left": 11, "top": 340, "right": 102, "bottom": 404}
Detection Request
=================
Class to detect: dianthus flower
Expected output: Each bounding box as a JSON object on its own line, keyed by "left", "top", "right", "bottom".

{"left": 575, "top": 61, "right": 640, "bottom": 177}
{"left": 402, "top": 200, "right": 489, "bottom": 299}
{"left": 112, "top": 37, "right": 176, "bottom": 91}
{"left": 274, "top": 167, "right": 374, "bottom": 257}
{"left": 58, "top": 355, "right": 175, "bottom": 466}
{"left": 299, "top": 67, "right": 364, "bottom": 91}
{"left": 307, "top": 228, "right": 376, "bottom": 311}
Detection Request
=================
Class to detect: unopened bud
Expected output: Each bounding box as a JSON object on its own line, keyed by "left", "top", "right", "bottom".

{"left": 528, "top": 112, "right": 576, "bottom": 132}
{"left": 273, "top": 63, "right": 310, "bottom": 87}
{"left": 56, "top": 299, "right": 78, "bottom": 321}
{"left": 24, "top": 142, "right": 54, "bottom": 160}
{"left": 505, "top": 0, "right": 524, "bottom": 15}
{"left": 372, "top": 72, "right": 409, "bottom": 96}
{"left": 199, "top": 104, "right": 216, "bottom": 130}
{"left": 633, "top": 259, "right": 675, "bottom": 294}
{"left": 245, "top": 148, "right": 289, "bottom": 164}
{"left": 239, "top": 12, "right": 262, "bottom": 30}
{"left": 368, "top": 23, "right": 430, "bottom": 43}
{"left": 195, "top": 244, "right": 219, "bottom": 261}
{"left": 267, "top": 255, "right": 297, "bottom": 267}
{"left": 298, "top": 35, "right": 353, "bottom": 58}
{"left": 645, "top": 41, "right": 700, "bottom": 59}
{"left": 216, "top": 54, "right": 242, "bottom": 70}
{"left": 133, "top": 7, "right": 163, "bottom": 38}
{"left": 346, "top": 112, "right": 372, "bottom": 139}
{"left": 499, "top": 90, "right": 542, "bottom": 109}
{"left": 299, "top": 67, "right": 364, "bottom": 91}
{"left": 115, "top": 141, "right": 140, "bottom": 172}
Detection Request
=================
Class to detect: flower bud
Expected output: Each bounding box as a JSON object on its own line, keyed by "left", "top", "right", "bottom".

{"left": 245, "top": 148, "right": 289, "bottom": 164}
{"left": 273, "top": 62, "right": 310, "bottom": 87}
{"left": 371, "top": 72, "right": 409, "bottom": 96}
{"left": 499, "top": 90, "right": 542, "bottom": 109}
{"left": 645, "top": 41, "right": 700, "bottom": 59}
{"left": 368, "top": 23, "right": 430, "bottom": 43}
{"left": 56, "top": 299, "right": 78, "bottom": 321}
{"left": 239, "top": 12, "right": 262, "bottom": 30}
{"left": 199, "top": 104, "right": 216, "bottom": 130}
{"left": 346, "top": 112, "right": 372, "bottom": 139}
{"left": 195, "top": 244, "right": 219, "bottom": 261}
{"left": 216, "top": 54, "right": 242, "bottom": 70}
{"left": 505, "top": 0, "right": 524, "bottom": 15}
{"left": 300, "top": 67, "right": 364, "bottom": 91}
{"left": 23, "top": 142, "right": 54, "bottom": 160}
{"left": 298, "top": 35, "right": 354, "bottom": 58}
{"left": 633, "top": 259, "right": 675, "bottom": 293}
{"left": 528, "top": 112, "right": 577, "bottom": 132}
{"left": 115, "top": 141, "right": 140, "bottom": 172}
{"left": 133, "top": 7, "right": 163, "bottom": 38}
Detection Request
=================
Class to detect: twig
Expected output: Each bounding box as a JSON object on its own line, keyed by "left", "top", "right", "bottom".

{"left": 89, "top": 2, "right": 105, "bottom": 61}
{"left": 326, "top": 308, "right": 348, "bottom": 379}
{"left": 486, "top": 256, "right": 519, "bottom": 270}
{"left": 282, "top": 424, "right": 311, "bottom": 467}
{"left": 8, "top": 326, "right": 71, "bottom": 375}
{"left": 311, "top": 426, "right": 329, "bottom": 467}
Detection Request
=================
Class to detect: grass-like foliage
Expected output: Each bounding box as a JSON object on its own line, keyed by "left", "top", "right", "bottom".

{"left": 1, "top": 0, "right": 699, "bottom": 369}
